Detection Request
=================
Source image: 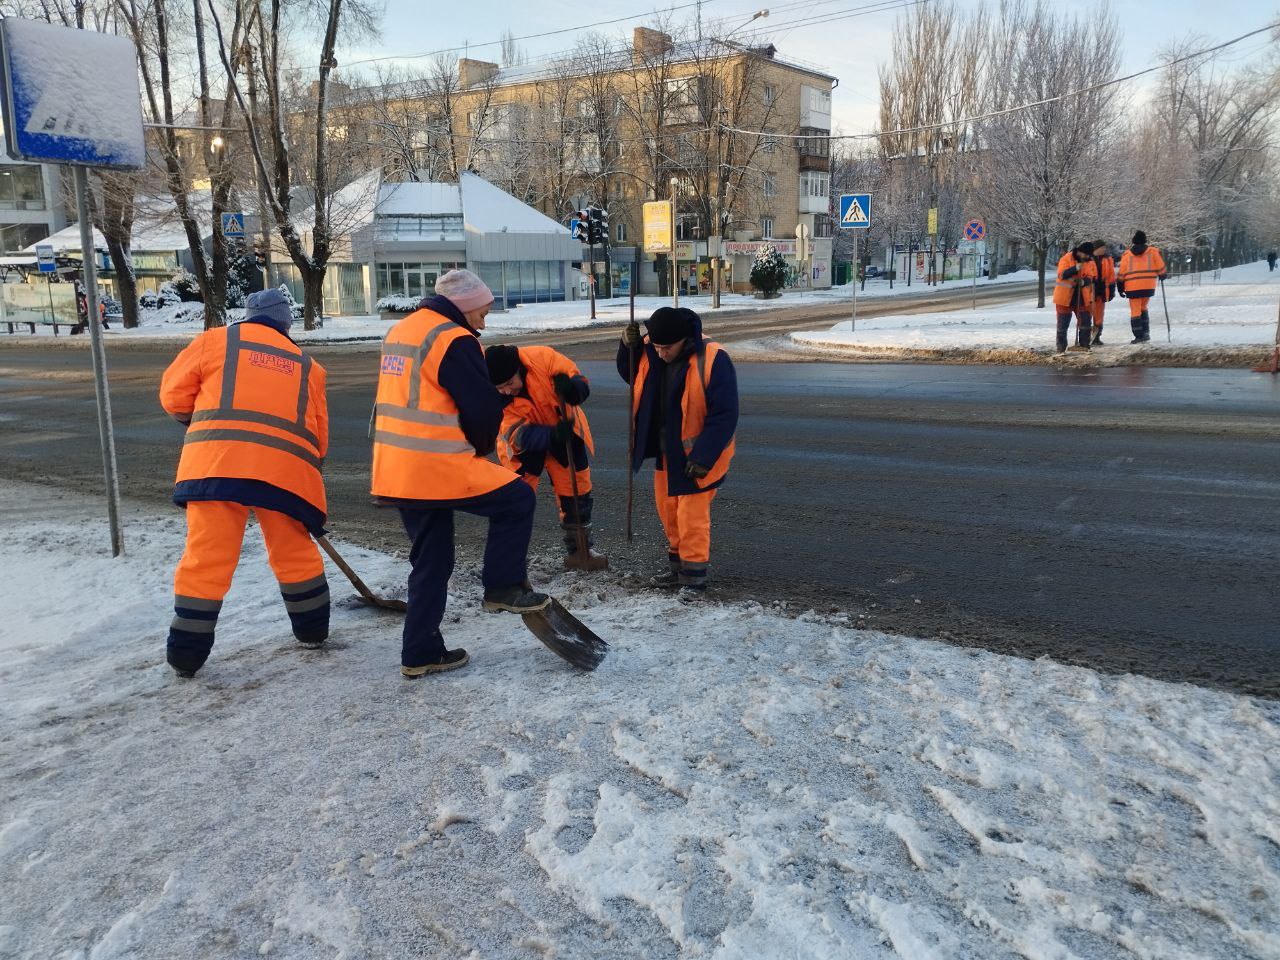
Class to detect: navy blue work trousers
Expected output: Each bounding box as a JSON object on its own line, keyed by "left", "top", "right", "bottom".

{"left": 398, "top": 479, "right": 535, "bottom": 667}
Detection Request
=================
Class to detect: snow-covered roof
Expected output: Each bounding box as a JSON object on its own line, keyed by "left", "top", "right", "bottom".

{"left": 22, "top": 219, "right": 197, "bottom": 255}
{"left": 458, "top": 172, "right": 570, "bottom": 235}
{"left": 378, "top": 181, "right": 461, "bottom": 217}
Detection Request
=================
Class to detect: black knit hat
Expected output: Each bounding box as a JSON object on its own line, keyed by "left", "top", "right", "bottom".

{"left": 485, "top": 344, "right": 520, "bottom": 385}
{"left": 1074, "top": 242, "right": 1094, "bottom": 257}
{"left": 1132, "top": 230, "right": 1147, "bottom": 246}
{"left": 645, "top": 306, "right": 696, "bottom": 345}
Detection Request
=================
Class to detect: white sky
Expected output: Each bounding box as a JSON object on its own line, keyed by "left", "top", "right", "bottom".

{"left": 331, "top": 0, "right": 1278, "bottom": 134}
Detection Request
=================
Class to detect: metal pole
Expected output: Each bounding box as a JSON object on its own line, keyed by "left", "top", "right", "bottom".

{"left": 850, "top": 232, "right": 858, "bottom": 332}
{"left": 587, "top": 240, "right": 597, "bottom": 320}
{"left": 670, "top": 186, "right": 679, "bottom": 309}
{"left": 73, "top": 165, "right": 124, "bottom": 556}
{"left": 626, "top": 273, "right": 636, "bottom": 542}
{"left": 972, "top": 249, "right": 978, "bottom": 310}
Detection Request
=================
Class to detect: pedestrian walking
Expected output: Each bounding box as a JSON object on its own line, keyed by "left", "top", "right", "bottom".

{"left": 371, "top": 269, "right": 549, "bottom": 679}
{"left": 1267, "top": 250, "right": 1276, "bottom": 272}
{"left": 1089, "top": 240, "right": 1116, "bottom": 345}
{"left": 158, "top": 288, "right": 330, "bottom": 678}
{"left": 618, "top": 306, "right": 738, "bottom": 599}
{"left": 1053, "top": 243, "right": 1097, "bottom": 353}
{"left": 1117, "top": 231, "right": 1167, "bottom": 344}
{"left": 485, "top": 343, "right": 604, "bottom": 567}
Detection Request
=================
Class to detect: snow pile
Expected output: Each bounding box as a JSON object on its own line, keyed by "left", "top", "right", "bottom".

{"left": 1, "top": 482, "right": 1278, "bottom": 959}
{"left": 790, "top": 260, "right": 1280, "bottom": 363}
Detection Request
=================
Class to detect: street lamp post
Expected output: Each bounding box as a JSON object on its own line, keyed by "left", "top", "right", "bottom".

{"left": 670, "top": 176, "right": 680, "bottom": 308}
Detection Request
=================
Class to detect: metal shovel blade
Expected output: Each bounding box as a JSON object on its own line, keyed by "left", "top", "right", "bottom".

{"left": 564, "top": 550, "right": 609, "bottom": 572}
{"left": 522, "top": 599, "right": 609, "bottom": 671}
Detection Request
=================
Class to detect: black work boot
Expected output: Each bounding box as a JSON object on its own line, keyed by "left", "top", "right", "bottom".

{"left": 402, "top": 648, "right": 469, "bottom": 678}
{"left": 649, "top": 554, "right": 681, "bottom": 588}
{"left": 677, "top": 562, "right": 708, "bottom": 602}
{"left": 483, "top": 583, "right": 551, "bottom": 613}
{"left": 1092, "top": 326, "right": 1104, "bottom": 346}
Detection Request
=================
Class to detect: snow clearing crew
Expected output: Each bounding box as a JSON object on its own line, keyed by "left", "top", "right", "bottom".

{"left": 159, "top": 288, "right": 330, "bottom": 678}
{"left": 371, "top": 269, "right": 549, "bottom": 679}
{"left": 485, "top": 343, "right": 604, "bottom": 567}
{"left": 1053, "top": 243, "right": 1098, "bottom": 353}
{"left": 619, "top": 306, "right": 738, "bottom": 599}
{"left": 1089, "top": 239, "right": 1117, "bottom": 346}
{"left": 1118, "top": 230, "right": 1167, "bottom": 344}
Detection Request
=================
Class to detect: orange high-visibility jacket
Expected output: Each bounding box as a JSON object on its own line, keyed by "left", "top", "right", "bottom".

{"left": 371, "top": 306, "right": 516, "bottom": 501}
{"left": 159, "top": 321, "right": 328, "bottom": 530}
{"left": 496, "top": 346, "right": 594, "bottom": 469}
{"left": 1118, "top": 246, "right": 1166, "bottom": 298}
{"left": 1093, "top": 253, "right": 1116, "bottom": 298}
{"left": 1053, "top": 253, "right": 1097, "bottom": 310}
{"left": 633, "top": 338, "right": 736, "bottom": 492}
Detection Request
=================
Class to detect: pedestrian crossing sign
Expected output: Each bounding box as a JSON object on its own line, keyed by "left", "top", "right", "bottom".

{"left": 839, "top": 194, "right": 871, "bottom": 229}
{"left": 221, "top": 212, "right": 245, "bottom": 238}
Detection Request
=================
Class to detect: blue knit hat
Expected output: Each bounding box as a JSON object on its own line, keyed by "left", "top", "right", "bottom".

{"left": 244, "top": 288, "right": 293, "bottom": 333}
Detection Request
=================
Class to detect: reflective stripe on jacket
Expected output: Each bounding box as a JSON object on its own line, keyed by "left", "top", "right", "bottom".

{"left": 1118, "top": 247, "right": 1166, "bottom": 297}
{"left": 631, "top": 337, "right": 737, "bottom": 494}
{"left": 371, "top": 306, "right": 515, "bottom": 501}
{"left": 159, "top": 321, "right": 328, "bottom": 528}
{"left": 1052, "top": 252, "right": 1097, "bottom": 310}
{"left": 496, "top": 346, "right": 594, "bottom": 470}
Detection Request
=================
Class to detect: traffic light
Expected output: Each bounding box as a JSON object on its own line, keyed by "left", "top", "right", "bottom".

{"left": 597, "top": 207, "right": 610, "bottom": 248}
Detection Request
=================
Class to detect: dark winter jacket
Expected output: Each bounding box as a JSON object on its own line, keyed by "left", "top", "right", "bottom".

{"left": 616, "top": 311, "right": 739, "bottom": 496}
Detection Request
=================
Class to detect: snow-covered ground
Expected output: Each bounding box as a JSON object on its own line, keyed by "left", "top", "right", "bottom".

{"left": 2, "top": 482, "right": 1278, "bottom": 960}
{"left": 789, "top": 261, "right": 1280, "bottom": 363}
{"left": 2, "top": 270, "right": 1037, "bottom": 344}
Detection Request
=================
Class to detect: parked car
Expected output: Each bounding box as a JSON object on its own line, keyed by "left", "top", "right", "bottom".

{"left": 863, "top": 264, "right": 882, "bottom": 279}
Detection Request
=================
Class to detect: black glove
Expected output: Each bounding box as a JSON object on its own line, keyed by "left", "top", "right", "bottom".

{"left": 623, "top": 321, "right": 642, "bottom": 348}
{"left": 684, "top": 460, "right": 709, "bottom": 480}
{"left": 551, "top": 419, "right": 574, "bottom": 446}
{"left": 1107, "top": 283, "right": 1115, "bottom": 302}
{"left": 552, "top": 373, "right": 578, "bottom": 405}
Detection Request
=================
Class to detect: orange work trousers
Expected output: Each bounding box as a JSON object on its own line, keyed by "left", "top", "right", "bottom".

{"left": 653, "top": 468, "right": 717, "bottom": 564}
{"left": 1128, "top": 295, "right": 1151, "bottom": 319}
{"left": 521, "top": 460, "right": 592, "bottom": 512}
{"left": 174, "top": 501, "right": 323, "bottom": 601}
{"left": 1091, "top": 296, "right": 1106, "bottom": 329}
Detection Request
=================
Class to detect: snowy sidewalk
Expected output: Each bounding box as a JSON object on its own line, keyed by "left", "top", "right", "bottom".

{"left": 790, "top": 260, "right": 1280, "bottom": 367}
{"left": 1, "top": 483, "right": 1277, "bottom": 959}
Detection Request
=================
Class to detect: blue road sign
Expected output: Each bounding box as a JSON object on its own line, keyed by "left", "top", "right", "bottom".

{"left": 964, "top": 219, "right": 986, "bottom": 241}
{"left": 0, "top": 19, "right": 145, "bottom": 170}
{"left": 839, "top": 194, "right": 872, "bottom": 230}
{"left": 221, "top": 213, "right": 246, "bottom": 238}
{"left": 35, "top": 243, "right": 55, "bottom": 273}
{"left": 569, "top": 217, "right": 584, "bottom": 241}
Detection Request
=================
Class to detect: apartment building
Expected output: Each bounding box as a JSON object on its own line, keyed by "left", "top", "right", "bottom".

{"left": 344, "top": 27, "right": 835, "bottom": 293}
{"left": 0, "top": 153, "right": 67, "bottom": 254}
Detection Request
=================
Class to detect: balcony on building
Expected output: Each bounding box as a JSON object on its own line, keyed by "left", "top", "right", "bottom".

{"left": 797, "top": 127, "right": 830, "bottom": 172}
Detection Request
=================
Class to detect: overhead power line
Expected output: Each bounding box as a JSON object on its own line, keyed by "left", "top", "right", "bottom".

{"left": 720, "top": 18, "right": 1280, "bottom": 142}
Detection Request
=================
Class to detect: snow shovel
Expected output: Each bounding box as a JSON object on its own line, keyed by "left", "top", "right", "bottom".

{"left": 1160, "top": 277, "right": 1171, "bottom": 343}
{"left": 522, "top": 600, "right": 609, "bottom": 671}
{"left": 1253, "top": 300, "right": 1280, "bottom": 373}
{"left": 315, "top": 534, "right": 407, "bottom": 612}
{"left": 559, "top": 406, "right": 608, "bottom": 572}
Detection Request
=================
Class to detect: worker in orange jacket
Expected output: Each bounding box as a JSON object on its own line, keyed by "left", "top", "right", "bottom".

{"left": 1089, "top": 240, "right": 1117, "bottom": 345}
{"left": 619, "top": 307, "right": 738, "bottom": 599}
{"left": 159, "top": 288, "right": 329, "bottom": 678}
{"left": 371, "top": 269, "right": 549, "bottom": 678}
{"left": 485, "top": 343, "right": 603, "bottom": 566}
{"left": 1117, "top": 230, "right": 1167, "bottom": 343}
{"left": 1053, "top": 243, "right": 1097, "bottom": 353}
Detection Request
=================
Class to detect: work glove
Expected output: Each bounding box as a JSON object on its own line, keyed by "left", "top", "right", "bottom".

{"left": 552, "top": 372, "right": 579, "bottom": 405}
{"left": 684, "top": 460, "right": 710, "bottom": 480}
{"left": 623, "top": 320, "right": 643, "bottom": 348}
{"left": 1107, "top": 283, "right": 1115, "bottom": 302}
{"left": 551, "top": 419, "right": 574, "bottom": 447}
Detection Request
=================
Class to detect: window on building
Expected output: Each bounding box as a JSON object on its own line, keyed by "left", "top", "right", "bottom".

{"left": 761, "top": 217, "right": 774, "bottom": 238}
{"left": 763, "top": 84, "right": 777, "bottom": 106}
{"left": 760, "top": 132, "right": 777, "bottom": 155}
{"left": 374, "top": 215, "right": 465, "bottom": 241}
{"left": 800, "top": 171, "right": 829, "bottom": 200}
{"left": 0, "top": 166, "right": 45, "bottom": 210}
{"left": 616, "top": 223, "right": 627, "bottom": 242}
{"left": 762, "top": 172, "right": 776, "bottom": 198}
{"left": 814, "top": 214, "right": 833, "bottom": 238}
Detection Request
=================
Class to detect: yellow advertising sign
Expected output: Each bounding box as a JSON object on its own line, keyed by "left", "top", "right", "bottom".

{"left": 927, "top": 207, "right": 938, "bottom": 236}
{"left": 643, "top": 201, "right": 673, "bottom": 254}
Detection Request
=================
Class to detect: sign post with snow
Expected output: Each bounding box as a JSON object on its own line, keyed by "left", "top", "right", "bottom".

{"left": 839, "top": 193, "right": 872, "bottom": 331}
{"left": 0, "top": 19, "right": 146, "bottom": 557}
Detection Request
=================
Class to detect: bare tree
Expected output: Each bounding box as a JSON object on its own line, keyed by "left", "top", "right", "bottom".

{"left": 973, "top": 0, "right": 1122, "bottom": 306}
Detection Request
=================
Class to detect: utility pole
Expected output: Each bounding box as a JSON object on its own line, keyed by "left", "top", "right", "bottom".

{"left": 670, "top": 177, "right": 680, "bottom": 308}
{"left": 711, "top": 106, "right": 725, "bottom": 310}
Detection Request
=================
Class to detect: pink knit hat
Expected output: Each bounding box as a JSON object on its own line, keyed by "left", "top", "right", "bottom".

{"left": 435, "top": 269, "right": 494, "bottom": 313}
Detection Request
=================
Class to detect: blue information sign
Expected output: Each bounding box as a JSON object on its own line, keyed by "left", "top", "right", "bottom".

{"left": 221, "top": 213, "right": 246, "bottom": 238}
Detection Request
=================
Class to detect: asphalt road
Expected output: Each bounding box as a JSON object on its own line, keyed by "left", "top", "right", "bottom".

{"left": 2, "top": 303, "right": 1278, "bottom": 697}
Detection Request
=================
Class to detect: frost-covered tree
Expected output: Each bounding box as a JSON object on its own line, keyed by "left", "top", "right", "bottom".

{"left": 750, "top": 242, "right": 787, "bottom": 295}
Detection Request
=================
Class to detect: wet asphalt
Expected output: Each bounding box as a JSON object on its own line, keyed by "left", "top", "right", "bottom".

{"left": 1, "top": 342, "right": 1277, "bottom": 697}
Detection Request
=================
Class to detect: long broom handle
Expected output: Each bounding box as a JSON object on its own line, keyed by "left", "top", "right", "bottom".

{"left": 1160, "top": 277, "right": 1171, "bottom": 342}
{"left": 315, "top": 534, "right": 379, "bottom": 605}
{"left": 626, "top": 330, "right": 637, "bottom": 544}
{"left": 559, "top": 405, "right": 591, "bottom": 556}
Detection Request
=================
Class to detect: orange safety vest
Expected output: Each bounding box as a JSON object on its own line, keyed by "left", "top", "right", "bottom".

{"left": 633, "top": 338, "right": 736, "bottom": 491}
{"left": 1052, "top": 252, "right": 1096, "bottom": 310}
{"left": 371, "top": 307, "right": 515, "bottom": 501}
{"left": 1118, "top": 246, "right": 1166, "bottom": 297}
{"left": 496, "top": 346, "right": 594, "bottom": 469}
{"left": 160, "top": 322, "right": 328, "bottom": 514}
